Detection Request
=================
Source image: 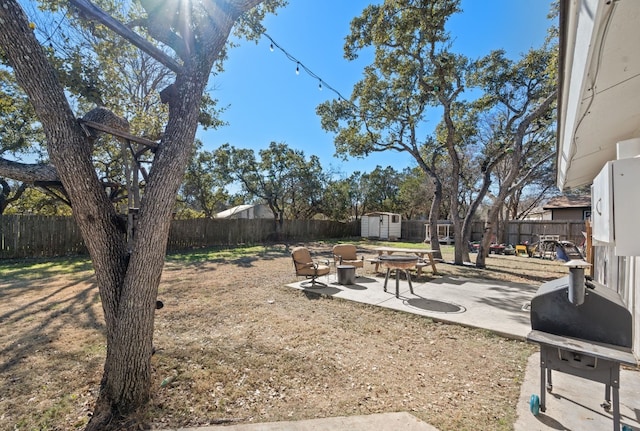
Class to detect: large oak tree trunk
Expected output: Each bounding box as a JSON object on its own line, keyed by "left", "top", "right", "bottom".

{"left": 426, "top": 174, "right": 443, "bottom": 258}
{"left": 442, "top": 106, "right": 464, "bottom": 265}
{"left": 90, "top": 74, "right": 211, "bottom": 428}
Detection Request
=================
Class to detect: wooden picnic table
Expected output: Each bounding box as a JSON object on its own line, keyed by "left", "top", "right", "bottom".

{"left": 372, "top": 247, "right": 439, "bottom": 276}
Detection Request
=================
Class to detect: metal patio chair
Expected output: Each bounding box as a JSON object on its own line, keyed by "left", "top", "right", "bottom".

{"left": 291, "top": 246, "right": 330, "bottom": 287}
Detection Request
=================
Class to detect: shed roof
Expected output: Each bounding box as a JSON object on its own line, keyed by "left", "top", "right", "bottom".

{"left": 363, "top": 212, "right": 400, "bottom": 217}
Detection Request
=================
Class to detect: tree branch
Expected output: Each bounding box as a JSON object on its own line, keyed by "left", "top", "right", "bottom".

{"left": 507, "top": 151, "right": 555, "bottom": 195}
{"left": 68, "top": 0, "right": 183, "bottom": 74}
{"left": 0, "top": 159, "right": 59, "bottom": 183}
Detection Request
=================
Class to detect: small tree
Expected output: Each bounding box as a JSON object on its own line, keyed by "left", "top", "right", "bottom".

{"left": 181, "top": 143, "right": 230, "bottom": 218}
{"left": 214, "top": 141, "right": 327, "bottom": 226}
{"left": 398, "top": 167, "right": 432, "bottom": 220}
{"left": 360, "top": 166, "right": 403, "bottom": 213}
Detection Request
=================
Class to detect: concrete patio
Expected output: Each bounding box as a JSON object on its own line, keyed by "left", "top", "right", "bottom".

{"left": 289, "top": 271, "right": 536, "bottom": 340}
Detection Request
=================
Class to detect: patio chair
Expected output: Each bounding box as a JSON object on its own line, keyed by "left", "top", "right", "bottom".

{"left": 332, "top": 244, "right": 364, "bottom": 275}
{"left": 291, "top": 246, "right": 330, "bottom": 287}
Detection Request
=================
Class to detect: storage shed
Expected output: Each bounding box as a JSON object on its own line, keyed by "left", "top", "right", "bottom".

{"left": 361, "top": 212, "right": 401, "bottom": 240}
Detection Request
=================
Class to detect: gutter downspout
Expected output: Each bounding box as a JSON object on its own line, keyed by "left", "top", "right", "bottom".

{"left": 556, "top": 0, "right": 570, "bottom": 189}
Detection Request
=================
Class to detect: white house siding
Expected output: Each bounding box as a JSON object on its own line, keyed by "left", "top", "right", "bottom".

{"left": 558, "top": 0, "right": 640, "bottom": 356}
{"left": 593, "top": 246, "right": 640, "bottom": 353}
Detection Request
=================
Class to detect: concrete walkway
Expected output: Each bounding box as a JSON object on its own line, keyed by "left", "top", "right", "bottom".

{"left": 174, "top": 270, "right": 640, "bottom": 431}
{"left": 175, "top": 412, "right": 438, "bottom": 431}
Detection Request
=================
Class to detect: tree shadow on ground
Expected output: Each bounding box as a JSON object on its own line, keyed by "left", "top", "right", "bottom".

{"left": 0, "top": 274, "right": 103, "bottom": 375}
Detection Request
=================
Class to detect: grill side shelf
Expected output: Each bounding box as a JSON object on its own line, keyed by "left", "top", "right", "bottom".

{"left": 527, "top": 330, "right": 638, "bottom": 367}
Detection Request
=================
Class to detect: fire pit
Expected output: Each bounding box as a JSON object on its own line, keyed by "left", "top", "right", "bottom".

{"left": 527, "top": 260, "right": 638, "bottom": 430}
{"left": 378, "top": 255, "right": 418, "bottom": 298}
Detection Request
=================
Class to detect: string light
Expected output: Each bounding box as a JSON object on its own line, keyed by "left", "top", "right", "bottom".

{"left": 261, "top": 32, "right": 377, "bottom": 122}
{"left": 262, "top": 32, "right": 352, "bottom": 102}
{"left": 41, "top": 13, "right": 66, "bottom": 48}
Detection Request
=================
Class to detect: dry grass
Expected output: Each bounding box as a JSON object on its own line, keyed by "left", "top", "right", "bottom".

{"left": 0, "top": 242, "right": 569, "bottom": 430}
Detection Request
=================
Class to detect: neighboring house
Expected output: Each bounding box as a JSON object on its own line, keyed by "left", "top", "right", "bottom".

{"left": 522, "top": 206, "right": 552, "bottom": 221}
{"left": 215, "top": 204, "right": 274, "bottom": 219}
{"left": 542, "top": 195, "right": 591, "bottom": 221}
{"left": 361, "top": 212, "right": 401, "bottom": 240}
{"left": 558, "top": 0, "right": 640, "bottom": 356}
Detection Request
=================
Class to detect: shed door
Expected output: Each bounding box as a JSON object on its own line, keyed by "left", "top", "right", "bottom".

{"left": 369, "top": 216, "right": 381, "bottom": 238}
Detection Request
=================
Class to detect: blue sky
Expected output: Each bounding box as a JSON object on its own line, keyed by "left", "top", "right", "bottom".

{"left": 200, "top": 1, "right": 554, "bottom": 180}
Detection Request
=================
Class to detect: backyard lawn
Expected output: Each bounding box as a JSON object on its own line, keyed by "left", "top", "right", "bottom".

{"left": 0, "top": 241, "right": 568, "bottom": 430}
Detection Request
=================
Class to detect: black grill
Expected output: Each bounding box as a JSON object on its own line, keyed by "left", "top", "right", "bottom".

{"left": 530, "top": 274, "right": 632, "bottom": 348}
{"left": 527, "top": 262, "right": 637, "bottom": 430}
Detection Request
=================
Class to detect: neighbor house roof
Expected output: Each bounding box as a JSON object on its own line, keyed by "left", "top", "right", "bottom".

{"left": 527, "top": 206, "right": 548, "bottom": 215}
{"left": 215, "top": 204, "right": 255, "bottom": 219}
{"left": 543, "top": 195, "right": 591, "bottom": 209}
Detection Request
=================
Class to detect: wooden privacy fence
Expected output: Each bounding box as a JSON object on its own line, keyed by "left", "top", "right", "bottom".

{"left": 0, "top": 215, "right": 359, "bottom": 259}
{"left": 0, "top": 215, "right": 586, "bottom": 259}
{"left": 401, "top": 219, "right": 586, "bottom": 245}
{"left": 167, "top": 218, "right": 358, "bottom": 250}
{"left": 504, "top": 220, "right": 586, "bottom": 246}
{"left": 0, "top": 215, "right": 87, "bottom": 258}
{"left": 401, "top": 220, "right": 485, "bottom": 242}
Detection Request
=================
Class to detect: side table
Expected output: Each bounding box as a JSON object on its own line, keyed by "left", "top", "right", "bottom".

{"left": 336, "top": 265, "right": 356, "bottom": 285}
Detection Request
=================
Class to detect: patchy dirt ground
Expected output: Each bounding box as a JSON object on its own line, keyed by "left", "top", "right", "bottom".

{"left": 0, "top": 243, "right": 569, "bottom": 431}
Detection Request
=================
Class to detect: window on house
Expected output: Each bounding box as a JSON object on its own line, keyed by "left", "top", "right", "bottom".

{"left": 392, "top": 215, "right": 399, "bottom": 223}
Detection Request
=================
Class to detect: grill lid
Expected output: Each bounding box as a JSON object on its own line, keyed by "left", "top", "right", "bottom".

{"left": 530, "top": 275, "right": 632, "bottom": 349}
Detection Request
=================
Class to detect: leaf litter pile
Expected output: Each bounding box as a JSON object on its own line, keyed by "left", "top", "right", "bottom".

{"left": 0, "top": 244, "right": 572, "bottom": 430}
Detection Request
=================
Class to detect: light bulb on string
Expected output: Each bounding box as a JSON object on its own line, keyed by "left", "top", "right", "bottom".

{"left": 262, "top": 32, "right": 356, "bottom": 108}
